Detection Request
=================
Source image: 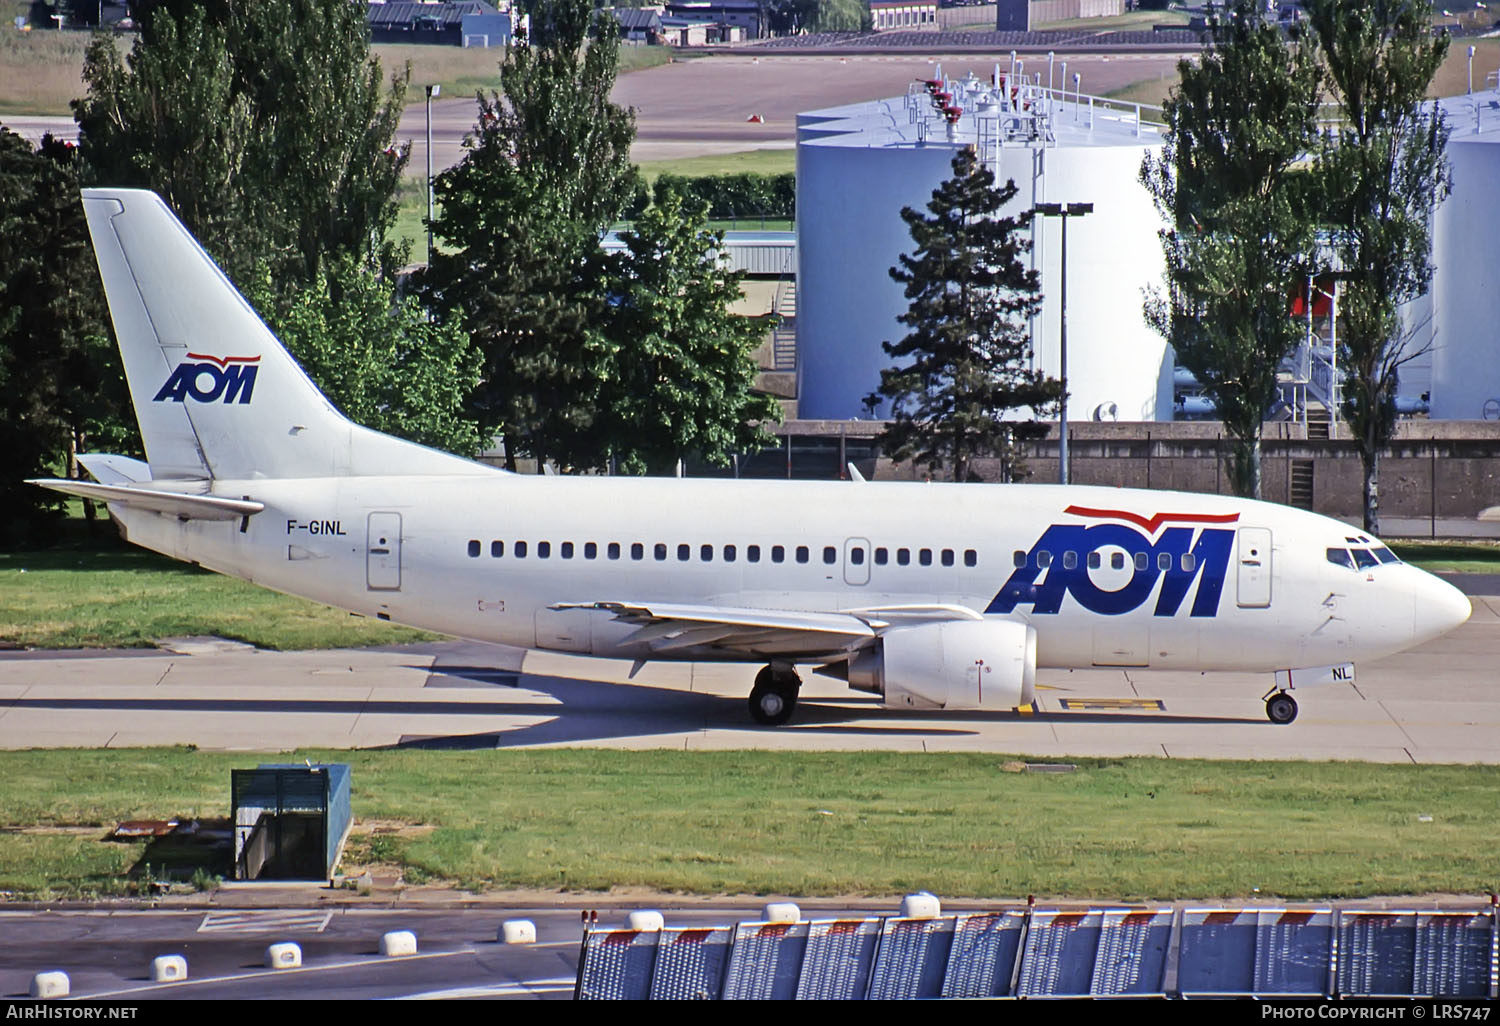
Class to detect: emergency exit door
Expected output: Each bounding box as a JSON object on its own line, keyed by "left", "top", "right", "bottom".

{"left": 1236, "top": 527, "right": 1272, "bottom": 608}
{"left": 367, "top": 512, "right": 402, "bottom": 591}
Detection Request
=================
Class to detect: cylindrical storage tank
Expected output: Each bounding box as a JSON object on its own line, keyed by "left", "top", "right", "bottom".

{"left": 795, "top": 95, "right": 1171, "bottom": 424}
{"left": 1427, "top": 126, "right": 1500, "bottom": 421}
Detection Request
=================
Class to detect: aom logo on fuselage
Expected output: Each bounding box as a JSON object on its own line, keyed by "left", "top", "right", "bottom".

{"left": 987, "top": 506, "right": 1239, "bottom": 618}
{"left": 153, "top": 353, "right": 260, "bottom": 404}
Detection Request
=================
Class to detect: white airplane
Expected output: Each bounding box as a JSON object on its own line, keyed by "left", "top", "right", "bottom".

{"left": 32, "top": 189, "right": 1473, "bottom": 727}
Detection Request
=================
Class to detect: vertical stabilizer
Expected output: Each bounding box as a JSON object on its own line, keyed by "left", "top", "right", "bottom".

{"left": 81, "top": 188, "right": 487, "bottom": 481}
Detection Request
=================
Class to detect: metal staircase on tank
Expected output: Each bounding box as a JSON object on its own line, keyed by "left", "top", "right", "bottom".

{"left": 771, "top": 277, "right": 797, "bottom": 372}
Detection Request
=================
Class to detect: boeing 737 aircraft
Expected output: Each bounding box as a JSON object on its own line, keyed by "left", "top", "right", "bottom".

{"left": 31, "top": 190, "right": 1473, "bottom": 727}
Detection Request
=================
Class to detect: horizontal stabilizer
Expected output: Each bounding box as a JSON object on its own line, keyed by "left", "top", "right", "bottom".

{"left": 27, "top": 479, "right": 264, "bottom": 521}
{"left": 76, "top": 453, "right": 151, "bottom": 485}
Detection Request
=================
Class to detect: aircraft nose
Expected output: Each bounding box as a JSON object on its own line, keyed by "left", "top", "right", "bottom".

{"left": 1412, "top": 572, "right": 1472, "bottom": 643}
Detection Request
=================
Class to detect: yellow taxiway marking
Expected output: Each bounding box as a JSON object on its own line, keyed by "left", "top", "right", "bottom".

{"left": 1058, "top": 698, "right": 1166, "bottom": 711}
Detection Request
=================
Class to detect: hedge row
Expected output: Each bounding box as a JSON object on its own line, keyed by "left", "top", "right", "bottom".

{"left": 626, "top": 172, "right": 796, "bottom": 220}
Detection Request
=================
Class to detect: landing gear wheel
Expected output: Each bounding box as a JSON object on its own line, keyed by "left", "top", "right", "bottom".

{"left": 749, "top": 665, "right": 800, "bottom": 726}
{"left": 1266, "top": 692, "right": 1299, "bottom": 725}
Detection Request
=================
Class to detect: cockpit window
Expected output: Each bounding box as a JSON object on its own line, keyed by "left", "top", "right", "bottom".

{"left": 1326, "top": 548, "right": 1355, "bottom": 570}
{"left": 1373, "top": 547, "right": 1400, "bottom": 564}
{"left": 1352, "top": 548, "right": 1379, "bottom": 569}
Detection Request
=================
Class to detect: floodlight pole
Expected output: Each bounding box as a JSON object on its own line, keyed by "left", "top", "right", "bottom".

{"left": 1034, "top": 202, "right": 1094, "bottom": 485}
{"left": 425, "top": 84, "right": 441, "bottom": 265}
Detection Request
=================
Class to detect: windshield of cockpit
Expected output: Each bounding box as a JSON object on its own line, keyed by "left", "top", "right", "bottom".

{"left": 1325, "top": 536, "right": 1401, "bottom": 571}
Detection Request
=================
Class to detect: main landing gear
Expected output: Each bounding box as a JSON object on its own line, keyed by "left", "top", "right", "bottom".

{"left": 749, "top": 664, "right": 802, "bottom": 726}
{"left": 1263, "top": 689, "right": 1299, "bottom": 725}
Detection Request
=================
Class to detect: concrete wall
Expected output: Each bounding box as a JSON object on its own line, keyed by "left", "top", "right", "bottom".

{"left": 779, "top": 418, "right": 1500, "bottom": 531}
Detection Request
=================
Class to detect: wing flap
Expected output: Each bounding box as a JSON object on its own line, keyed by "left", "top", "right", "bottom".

{"left": 552, "top": 601, "right": 884, "bottom": 660}
{"left": 28, "top": 479, "right": 264, "bottom": 521}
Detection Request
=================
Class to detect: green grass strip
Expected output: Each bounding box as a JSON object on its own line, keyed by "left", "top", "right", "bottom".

{"left": 1, "top": 748, "right": 1495, "bottom": 901}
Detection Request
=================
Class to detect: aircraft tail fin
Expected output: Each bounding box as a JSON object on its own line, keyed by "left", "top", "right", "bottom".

{"left": 80, "top": 188, "right": 488, "bottom": 481}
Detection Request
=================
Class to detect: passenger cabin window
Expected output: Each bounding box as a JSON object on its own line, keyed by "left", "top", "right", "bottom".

{"left": 823, "top": 546, "right": 837, "bottom": 565}
{"left": 491, "top": 541, "right": 504, "bottom": 558}
{"left": 1088, "top": 551, "right": 1101, "bottom": 570}
{"left": 1013, "top": 550, "right": 1027, "bottom": 568}
{"left": 561, "top": 542, "right": 574, "bottom": 559}
{"left": 772, "top": 545, "right": 785, "bottom": 563}
{"left": 1112, "top": 552, "right": 1126, "bottom": 570}
{"left": 467, "top": 540, "right": 480, "bottom": 557}
{"left": 919, "top": 548, "right": 933, "bottom": 566}
{"left": 584, "top": 542, "right": 597, "bottom": 559}
{"left": 701, "top": 544, "right": 713, "bottom": 562}
{"left": 631, "top": 543, "right": 643, "bottom": 560}
{"left": 678, "top": 544, "right": 690, "bottom": 562}
{"left": 875, "top": 548, "right": 888, "bottom": 565}
{"left": 941, "top": 549, "right": 954, "bottom": 567}
{"left": 748, "top": 545, "right": 761, "bottom": 563}
{"left": 1062, "top": 551, "right": 1077, "bottom": 570}
{"left": 1038, "top": 551, "right": 1053, "bottom": 569}
{"left": 515, "top": 541, "right": 528, "bottom": 558}
{"left": 795, "top": 545, "right": 809, "bottom": 564}
{"left": 538, "top": 541, "right": 551, "bottom": 559}
{"left": 1157, "top": 553, "right": 1172, "bottom": 571}
{"left": 898, "top": 548, "right": 911, "bottom": 566}
{"left": 608, "top": 542, "right": 621, "bottom": 560}
{"left": 654, "top": 543, "right": 667, "bottom": 561}
{"left": 1181, "top": 553, "right": 1196, "bottom": 572}
{"left": 964, "top": 549, "right": 977, "bottom": 568}
{"left": 725, "top": 545, "right": 737, "bottom": 563}
{"left": 850, "top": 547, "right": 865, "bottom": 565}
{"left": 1135, "top": 552, "right": 1148, "bottom": 571}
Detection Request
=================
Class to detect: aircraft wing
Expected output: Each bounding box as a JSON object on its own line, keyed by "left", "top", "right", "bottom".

{"left": 27, "top": 479, "right": 264, "bottom": 521}
{"left": 550, "top": 601, "right": 989, "bottom": 661}
{"left": 551, "top": 600, "right": 883, "bottom": 659}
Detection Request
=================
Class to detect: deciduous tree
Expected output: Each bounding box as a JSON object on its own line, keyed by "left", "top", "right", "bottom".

{"left": 247, "top": 258, "right": 483, "bottom": 457}
{"left": 419, "top": 0, "right": 637, "bottom": 471}
{"left": 1141, "top": 0, "right": 1322, "bottom": 498}
{"left": 0, "top": 131, "right": 132, "bottom": 544}
{"left": 74, "top": 0, "right": 408, "bottom": 291}
{"left": 876, "top": 148, "right": 1062, "bottom": 483}
{"left": 1303, "top": 0, "right": 1450, "bottom": 533}
{"left": 602, "top": 191, "right": 781, "bottom": 475}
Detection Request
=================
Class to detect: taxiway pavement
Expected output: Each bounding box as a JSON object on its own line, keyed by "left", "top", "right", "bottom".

{"left": 2, "top": 587, "right": 1495, "bottom": 763}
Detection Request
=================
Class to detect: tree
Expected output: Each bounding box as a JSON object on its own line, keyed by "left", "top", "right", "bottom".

{"left": 419, "top": 0, "right": 637, "bottom": 471}
{"left": 74, "top": 0, "right": 409, "bottom": 292}
{"left": 876, "top": 149, "right": 1062, "bottom": 483}
{"left": 1303, "top": 0, "right": 1450, "bottom": 534}
{"left": 246, "top": 258, "right": 484, "bottom": 457}
{"left": 601, "top": 191, "right": 782, "bottom": 475}
{"left": 0, "top": 131, "right": 133, "bottom": 545}
{"left": 1141, "top": 0, "right": 1323, "bottom": 499}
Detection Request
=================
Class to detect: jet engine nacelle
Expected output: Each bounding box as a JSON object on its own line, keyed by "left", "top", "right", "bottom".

{"left": 849, "top": 619, "right": 1037, "bottom": 711}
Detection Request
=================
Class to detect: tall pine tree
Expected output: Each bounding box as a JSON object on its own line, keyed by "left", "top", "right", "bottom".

{"left": 877, "top": 148, "right": 1062, "bottom": 483}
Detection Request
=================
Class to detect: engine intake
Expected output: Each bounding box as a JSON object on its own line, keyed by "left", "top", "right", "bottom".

{"left": 850, "top": 619, "right": 1037, "bottom": 711}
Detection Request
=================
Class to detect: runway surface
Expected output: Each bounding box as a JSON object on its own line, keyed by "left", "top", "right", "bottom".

{"left": 3, "top": 51, "right": 1183, "bottom": 170}
{"left": 2, "top": 585, "right": 1495, "bottom": 763}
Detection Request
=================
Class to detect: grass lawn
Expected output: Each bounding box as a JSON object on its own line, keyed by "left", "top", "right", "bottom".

{"left": 0, "top": 747, "right": 1495, "bottom": 900}
{"left": 1388, "top": 539, "right": 1500, "bottom": 574}
{"left": 0, "top": 524, "right": 440, "bottom": 650}
{"left": 637, "top": 148, "right": 796, "bottom": 179}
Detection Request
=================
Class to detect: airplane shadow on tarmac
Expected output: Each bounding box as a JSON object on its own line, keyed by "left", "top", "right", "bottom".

{"left": 380, "top": 653, "right": 1263, "bottom": 749}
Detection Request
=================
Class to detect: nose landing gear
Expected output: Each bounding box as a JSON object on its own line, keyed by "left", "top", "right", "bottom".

{"left": 749, "top": 664, "right": 802, "bottom": 726}
{"left": 1263, "top": 689, "right": 1299, "bottom": 725}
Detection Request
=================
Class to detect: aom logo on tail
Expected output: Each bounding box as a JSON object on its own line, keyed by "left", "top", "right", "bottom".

{"left": 987, "top": 505, "right": 1239, "bottom": 618}
{"left": 153, "top": 353, "right": 261, "bottom": 404}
